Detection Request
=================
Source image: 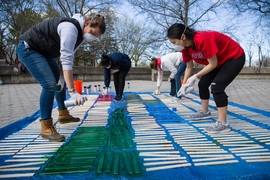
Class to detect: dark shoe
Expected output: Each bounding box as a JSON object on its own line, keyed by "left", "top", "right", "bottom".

{"left": 40, "top": 119, "right": 65, "bottom": 142}
{"left": 114, "top": 95, "right": 122, "bottom": 101}
{"left": 58, "top": 109, "right": 80, "bottom": 124}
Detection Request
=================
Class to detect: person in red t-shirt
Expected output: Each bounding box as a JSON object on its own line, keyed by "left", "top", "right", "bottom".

{"left": 167, "top": 23, "right": 245, "bottom": 133}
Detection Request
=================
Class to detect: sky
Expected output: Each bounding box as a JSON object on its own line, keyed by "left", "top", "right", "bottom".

{"left": 117, "top": 1, "right": 269, "bottom": 66}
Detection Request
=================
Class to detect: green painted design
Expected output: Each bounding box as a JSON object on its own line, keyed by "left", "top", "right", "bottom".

{"left": 39, "top": 108, "right": 143, "bottom": 177}
{"left": 143, "top": 100, "right": 160, "bottom": 104}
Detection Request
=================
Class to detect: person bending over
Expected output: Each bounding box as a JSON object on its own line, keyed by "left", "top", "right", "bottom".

{"left": 100, "top": 53, "right": 131, "bottom": 101}
{"left": 16, "top": 13, "right": 106, "bottom": 142}
{"left": 150, "top": 52, "right": 186, "bottom": 101}
{"left": 167, "top": 23, "right": 245, "bottom": 133}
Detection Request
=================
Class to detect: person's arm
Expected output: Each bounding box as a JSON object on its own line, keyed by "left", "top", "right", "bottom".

{"left": 184, "top": 55, "right": 218, "bottom": 88}
{"left": 156, "top": 69, "right": 163, "bottom": 88}
{"left": 104, "top": 68, "right": 111, "bottom": 87}
{"left": 195, "top": 55, "right": 218, "bottom": 78}
{"left": 63, "top": 70, "right": 74, "bottom": 90}
{"left": 57, "top": 22, "right": 78, "bottom": 91}
{"left": 183, "top": 60, "right": 193, "bottom": 83}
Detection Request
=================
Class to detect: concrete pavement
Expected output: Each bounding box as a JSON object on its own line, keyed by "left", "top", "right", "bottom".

{"left": 0, "top": 79, "right": 270, "bottom": 128}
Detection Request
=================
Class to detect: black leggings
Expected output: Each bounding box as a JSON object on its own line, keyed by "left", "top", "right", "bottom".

{"left": 198, "top": 53, "right": 245, "bottom": 107}
{"left": 114, "top": 66, "right": 131, "bottom": 97}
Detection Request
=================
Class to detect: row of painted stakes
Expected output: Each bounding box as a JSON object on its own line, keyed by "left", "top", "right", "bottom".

{"left": 0, "top": 94, "right": 144, "bottom": 179}
{"left": 125, "top": 94, "right": 192, "bottom": 171}
{"left": 39, "top": 97, "right": 143, "bottom": 176}
{"left": 0, "top": 95, "right": 100, "bottom": 179}
{"left": 155, "top": 93, "right": 270, "bottom": 165}
{"left": 1, "top": 92, "right": 270, "bottom": 179}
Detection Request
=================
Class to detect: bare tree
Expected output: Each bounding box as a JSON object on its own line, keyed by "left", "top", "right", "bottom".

{"left": 261, "top": 53, "right": 270, "bottom": 67}
{"left": 44, "top": 0, "right": 120, "bottom": 17}
{"left": 227, "top": 0, "right": 270, "bottom": 22}
{"left": 245, "top": 44, "right": 254, "bottom": 67}
{"left": 226, "top": 0, "right": 270, "bottom": 47}
{"left": 126, "top": 0, "right": 223, "bottom": 29}
{"left": 0, "top": 0, "right": 43, "bottom": 65}
{"left": 113, "top": 15, "right": 161, "bottom": 67}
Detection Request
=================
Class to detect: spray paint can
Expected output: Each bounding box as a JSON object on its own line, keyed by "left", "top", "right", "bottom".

{"left": 98, "top": 85, "right": 101, "bottom": 91}
{"left": 64, "top": 99, "right": 76, "bottom": 107}
{"left": 84, "top": 86, "right": 87, "bottom": 94}
{"left": 94, "top": 85, "right": 97, "bottom": 92}
{"left": 127, "top": 82, "right": 130, "bottom": 89}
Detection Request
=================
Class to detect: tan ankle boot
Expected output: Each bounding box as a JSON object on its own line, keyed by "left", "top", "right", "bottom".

{"left": 40, "top": 118, "right": 65, "bottom": 142}
{"left": 58, "top": 109, "right": 80, "bottom": 124}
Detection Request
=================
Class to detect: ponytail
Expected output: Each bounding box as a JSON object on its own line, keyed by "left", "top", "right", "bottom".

{"left": 150, "top": 57, "right": 158, "bottom": 70}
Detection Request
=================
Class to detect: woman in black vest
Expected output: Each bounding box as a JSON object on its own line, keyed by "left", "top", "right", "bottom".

{"left": 16, "top": 13, "right": 106, "bottom": 142}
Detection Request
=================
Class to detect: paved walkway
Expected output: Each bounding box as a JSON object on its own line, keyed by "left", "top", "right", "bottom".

{"left": 0, "top": 79, "right": 270, "bottom": 179}
{"left": 0, "top": 79, "right": 269, "bottom": 128}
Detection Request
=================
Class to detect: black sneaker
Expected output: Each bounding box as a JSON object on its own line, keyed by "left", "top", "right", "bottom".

{"left": 114, "top": 95, "right": 122, "bottom": 101}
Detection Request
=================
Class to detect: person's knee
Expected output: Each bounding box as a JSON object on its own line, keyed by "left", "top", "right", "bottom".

{"left": 43, "top": 81, "right": 57, "bottom": 92}
{"left": 211, "top": 84, "right": 228, "bottom": 107}
{"left": 211, "top": 83, "right": 225, "bottom": 94}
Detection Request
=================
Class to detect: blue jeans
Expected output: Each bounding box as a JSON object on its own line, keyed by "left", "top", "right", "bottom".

{"left": 16, "top": 41, "right": 66, "bottom": 120}
{"left": 170, "top": 62, "right": 186, "bottom": 97}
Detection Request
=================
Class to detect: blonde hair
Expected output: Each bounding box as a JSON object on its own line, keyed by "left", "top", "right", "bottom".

{"left": 85, "top": 13, "right": 106, "bottom": 34}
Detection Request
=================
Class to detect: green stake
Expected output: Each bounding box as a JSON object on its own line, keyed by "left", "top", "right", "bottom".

{"left": 97, "top": 151, "right": 105, "bottom": 174}
{"left": 105, "top": 151, "right": 114, "bottom": 173}
{"left": 131, "top": 151, "right": 141, "bottom": 174}
{"left": 113, "top": 152, "right": 120, "bottom": 175}
{"left": 123, "top": 152, "right": 133, "bottom": 174}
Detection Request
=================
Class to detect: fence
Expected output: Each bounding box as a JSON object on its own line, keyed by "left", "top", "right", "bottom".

{"left": 0, "top": 66, "right": 269, "bottom": 84}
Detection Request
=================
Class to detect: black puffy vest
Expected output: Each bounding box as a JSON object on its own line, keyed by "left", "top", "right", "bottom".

{"left": 20, "top": 17, "right": 83, "bottom": 58}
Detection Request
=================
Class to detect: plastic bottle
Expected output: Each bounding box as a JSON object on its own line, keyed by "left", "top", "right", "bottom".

{"left": 108, "top": 86, "right": 111, "bottom": 93}
{"left": 94, "top": 85, "right": 97, "bottom": 92}
{"left": 86, "top": 86, "right": 90, "bottom": 94}
{"left": 127, "top": 82, "right": 130, "bottom": 89}
{"left": 102, "top": 86, "right": 106, "bottom": 95}
{"left": 83, "top": 86, "right": 87, "bottom": 94}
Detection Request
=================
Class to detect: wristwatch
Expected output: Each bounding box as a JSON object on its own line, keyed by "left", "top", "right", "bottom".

{"left": 68, "top": 89, "right": 75, "bottom": 93}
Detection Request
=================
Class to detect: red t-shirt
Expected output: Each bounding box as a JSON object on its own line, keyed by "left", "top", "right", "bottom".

{"left": 182, "top": 31, "right": 244, "bottom": 67}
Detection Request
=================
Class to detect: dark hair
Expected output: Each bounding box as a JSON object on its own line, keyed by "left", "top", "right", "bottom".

{"left": 150, "top": 57, "right": 158, "bottom": 70}
{"left": 100, "top": 54, "right": 111, "bottom": 66}
{"left": 167, "top": 23, "right": 196, "bottom": 41}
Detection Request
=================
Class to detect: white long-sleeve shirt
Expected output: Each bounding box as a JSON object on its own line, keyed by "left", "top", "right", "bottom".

{"left": 156, "top": 52, "right": 182, "bottom": 87}
{"left": 57, "top": 14, "right": 85, "bottom": 70}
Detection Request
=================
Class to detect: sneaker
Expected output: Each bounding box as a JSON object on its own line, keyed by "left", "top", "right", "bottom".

{"left": 114, "top": 95, "right": 122, "bottom": 101}
{"left": 204, "top": 121, "right": 230, "bottom": 133}
{"left": 190, "top": 110, "right": 211, "bottom": 120}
